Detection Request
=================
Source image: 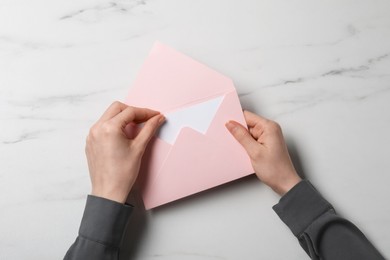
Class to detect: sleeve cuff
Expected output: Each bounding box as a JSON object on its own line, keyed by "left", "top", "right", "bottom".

{"left": 272, "top": 180, "right": 334, "bottom": 236}
{"left": 78, "top": 195, "right": 133, "bottom": 248}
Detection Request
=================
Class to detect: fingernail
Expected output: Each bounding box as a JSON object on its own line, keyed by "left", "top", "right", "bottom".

{"left": 225, "top": 121, "right": 236, "bottom": 132}
{"left": 158, "top": 115, "right": 166, "bottom": 124}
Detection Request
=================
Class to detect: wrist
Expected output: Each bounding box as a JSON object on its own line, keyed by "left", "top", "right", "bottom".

{"left": 91, "top": 188, "right": 129, "bottom": 204}
{"left": 273, "top": 175, "right": 302, "bottom": 196}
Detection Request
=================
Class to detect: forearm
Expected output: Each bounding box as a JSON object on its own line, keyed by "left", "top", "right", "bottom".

{"left": 273, "top": 180, "right": 384, "bottom": 260}
{"left": 64, "top": 195, "right": 132, "bottom": 260}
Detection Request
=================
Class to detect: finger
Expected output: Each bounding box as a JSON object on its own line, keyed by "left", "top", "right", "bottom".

{"left": 248, "top": 121, "right": 265, "bottom": 140}
{"left": 225, "top": 120, "right": 264, "bottom": 159}
{"left": 134, "top": 115, "right": 165, "bottom": 150}
{"left": 243, "top": 110, "right": 269, "bottom": 128}
{"left": 124, "top": 123, "right": 140, "bottom": 139}
{"left": 98, "top": 101, "right": 129, "bottom": 122}
{"left": 112, "top": 106, "right": 160, "bottom": 128}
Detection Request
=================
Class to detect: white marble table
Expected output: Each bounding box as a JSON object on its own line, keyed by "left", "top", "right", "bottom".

{"left": 1, "top": 0, "right": 389, "bottom": 259}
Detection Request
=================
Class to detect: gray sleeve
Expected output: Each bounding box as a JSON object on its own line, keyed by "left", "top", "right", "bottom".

{"left": 273, "top": 180, "right": 384, "bottom": 260}
{"left": 64, "top": 195, "right": 133, "bottom": 260}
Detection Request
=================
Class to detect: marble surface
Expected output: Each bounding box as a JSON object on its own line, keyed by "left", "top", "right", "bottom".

{"left": 1, "top": 0, "right": 390, "bottom": 259}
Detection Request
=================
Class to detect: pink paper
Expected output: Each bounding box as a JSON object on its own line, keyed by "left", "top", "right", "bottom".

{"left": 126, "top": 42, "right": 254, "bottom": 209}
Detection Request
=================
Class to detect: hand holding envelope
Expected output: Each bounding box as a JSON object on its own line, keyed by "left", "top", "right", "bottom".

{"left": 126, "top": 42, "right": 254, "bottom": 209}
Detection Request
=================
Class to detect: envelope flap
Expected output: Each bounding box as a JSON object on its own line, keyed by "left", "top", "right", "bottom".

{"left": 125, "top": 42, "right": 235, "bottom": 112}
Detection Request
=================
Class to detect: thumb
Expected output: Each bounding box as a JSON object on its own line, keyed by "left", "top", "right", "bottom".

{"left": 134, "top": 115, "right": 165, "bottom": 151}
{"left": 225, "top": 120, "right": 262, "bottom": 159}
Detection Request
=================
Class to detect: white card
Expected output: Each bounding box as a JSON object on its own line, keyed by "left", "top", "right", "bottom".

{"left": 157, "top": 96, "right": 224, "bottom": 144}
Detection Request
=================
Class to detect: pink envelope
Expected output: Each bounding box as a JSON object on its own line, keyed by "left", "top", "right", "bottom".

{"left": 125, "top": 42, "right": 254, "bottom": 209}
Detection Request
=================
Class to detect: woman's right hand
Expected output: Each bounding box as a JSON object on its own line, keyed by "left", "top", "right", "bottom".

{"left": 225, "top": 111, "right": 301, "bottom": 196}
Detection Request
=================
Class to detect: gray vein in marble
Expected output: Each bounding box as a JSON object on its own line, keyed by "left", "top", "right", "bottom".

{"left": 321, "top": 65, "right": 370, "bottom": 76}
{"left": 323, "top": 54, "right": 389, "bottom": 77}
{"left": 238, "top": 51, "right": 390, "bottom": 119}
{"left": 1, "top": 129, "right": 55, "bottom": 145}
{"left": 352, "top": 85, "right": 390, "bottom": 101}
{"left": 241, "top": 24, "right": 361, "bottom": 52}
{"left": 238, "top": 78, "right": 303, "bottom": 97}
{"left": 367, "top": 53, "right": 389, "bottom": 64}
{"left": 0, "top": 35, "right": 73, "bottom": 54}
{"left": 7, "top": 88, "right": 119, "bottom": 109}
{"left": 13, "top": 115, "right": 94, "bottom": 123}
{"left": 271, "top": 85, "right": 390, "bottom": 119}
{"left": 239, "top": 52, "right": 390, "bottom": 97}
{"left": 320, "top": 53, "right": 390, "bottom": 78}
{"left": 59, "top": 0, "right": 147, "bottom": 20}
